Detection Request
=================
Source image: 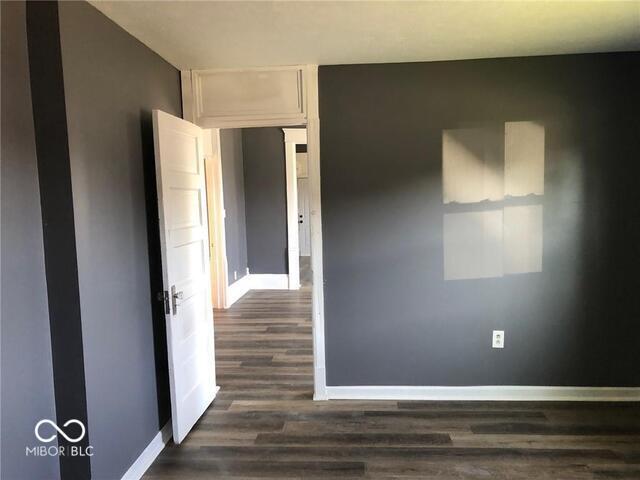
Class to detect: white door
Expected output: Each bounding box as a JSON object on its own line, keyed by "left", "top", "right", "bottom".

{"left": 153, "top": 110, "right": 217, "bottom": 444}
{"left": 297, "top": 177, "right": 311, "bottom": 256}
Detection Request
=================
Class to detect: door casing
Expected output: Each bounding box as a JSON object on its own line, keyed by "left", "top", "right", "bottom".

{"left": 203, "top": 129, "right": 229, "bottom": 309}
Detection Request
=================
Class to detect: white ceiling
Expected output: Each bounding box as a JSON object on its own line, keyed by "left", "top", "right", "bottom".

{"left": 90, "top": 1, "right": 640, "bottom": 70}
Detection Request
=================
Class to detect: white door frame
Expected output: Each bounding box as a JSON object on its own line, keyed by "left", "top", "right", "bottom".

{"left": 203, "top": 129, "right": 229, "bottom": 309}
{"left": 181, "top": 65, "right": 328, "bottom": 399}
{"left": 305, "top": 71, "right": 327, "bottom": 399}
{"left": 282, "top": 128, "right": 308, "bottom": 290}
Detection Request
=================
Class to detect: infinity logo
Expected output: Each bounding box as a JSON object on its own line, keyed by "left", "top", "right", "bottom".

{"left": 35, "top": 419, "right": 86, "bottom": 443}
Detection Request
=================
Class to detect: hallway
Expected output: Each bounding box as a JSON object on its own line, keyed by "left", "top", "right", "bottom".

{"left": 145, "top": 289, "right": 640, "bottom": 479}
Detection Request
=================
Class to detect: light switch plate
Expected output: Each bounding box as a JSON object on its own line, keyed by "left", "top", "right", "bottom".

{"left": 492, "top": 330, "right": 505, "bottom": 349}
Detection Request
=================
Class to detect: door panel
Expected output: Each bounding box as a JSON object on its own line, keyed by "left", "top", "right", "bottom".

{"left": 297, "top": 177, "right": 311, "bottom": 256}
{"left": 153, "top": 110, "right": 217, "bottom": 444}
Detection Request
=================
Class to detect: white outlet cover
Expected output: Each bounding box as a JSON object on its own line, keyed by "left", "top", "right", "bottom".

{"left": 492, "top": 330, "right": 505, "bottom": 348}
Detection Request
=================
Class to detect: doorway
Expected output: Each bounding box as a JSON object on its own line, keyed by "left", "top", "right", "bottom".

{"left": 153, "top": 64, "right": 326, "bottom": 446}
{"left": 207, "top": 125, "right": 314, "bottom": 443}
{"left": 295, "top": 144, "right": 312, "bottom": 289}
{"left": 298, "top": 174, "right": 312, "bottom": 288}
{"left": 180, "top": 64, "right": 327, "bottom": 401}
{"left": 206, "top": 126, "right": 306, "bottom": 310}
{"left": 153, "top": 115, "right": 316, "bottom": 445}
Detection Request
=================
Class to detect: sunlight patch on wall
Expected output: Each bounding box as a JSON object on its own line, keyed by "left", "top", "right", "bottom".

{"left": 442, "top": 121, "right": 545, "bottom": 280}
{"left": 443, "top": 210, "right": 504, "bottom": 280}
{"left": 442, "top": 127, "right": 503, "bottom": 204}
{"left": 443, "top": 121, "right": 545, "bottom": 204}
{"left": 505, "top": 121, "right": 545, "bottom": 197}
{"left": 443, "top": 205, "right": 543, "bottom": 281}
{"left": 503, "top": 204, "right": 543, "bottom": 275}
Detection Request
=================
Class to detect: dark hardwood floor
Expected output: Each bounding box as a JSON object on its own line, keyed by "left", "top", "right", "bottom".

{"left": 145, "top": 288, "right": 640, "bottom": 479}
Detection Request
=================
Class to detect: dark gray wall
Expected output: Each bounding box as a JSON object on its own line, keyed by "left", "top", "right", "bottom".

{"left": 220, "top": 129, "right": 249, "bottom": 282}
{"left": 319, "top": 53, "right": 640, "bottom": 387}
{"left": 0, "top": 3, "right": 59, "bottom": 479}
{"left": 58, "top": 2, "right": 181, "bottom": 479}
{"left": 242, "top": 128, "right": 288, "bottom": 274}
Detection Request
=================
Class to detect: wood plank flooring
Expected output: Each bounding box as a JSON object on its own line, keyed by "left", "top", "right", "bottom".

{"left": 145, "top": 289, "right": 640, "bottom": 479}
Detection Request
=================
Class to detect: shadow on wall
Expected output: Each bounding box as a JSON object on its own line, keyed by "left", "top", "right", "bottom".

{"left": 443, "top": 121, "right": 546, "bottom": 280}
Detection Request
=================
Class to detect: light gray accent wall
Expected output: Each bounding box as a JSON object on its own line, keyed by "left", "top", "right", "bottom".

{"left": 242, "top": 128, "right": 288, "bottom": 275}
{"left": 57, "top": 2, "right": 181, "bottom": 479}
{"left": 220, "top": 129, "right": 249, "bottom": 282}
{"left": 319, "top": 54, "right": 640, "bottom": 387}
{"left": 0, "top": 2, "right": 59, "bottom": 479}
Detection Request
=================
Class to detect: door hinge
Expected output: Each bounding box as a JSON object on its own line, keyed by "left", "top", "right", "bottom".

{"left": 159, "top": 290, "right": 170, "bottom": 314}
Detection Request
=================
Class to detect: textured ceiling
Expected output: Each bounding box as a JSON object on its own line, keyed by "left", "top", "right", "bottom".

{"left": 89, "top": 1, "right": 640, "bottom": 70}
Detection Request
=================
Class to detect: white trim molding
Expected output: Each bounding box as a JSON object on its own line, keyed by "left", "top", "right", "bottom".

{"left": 250, "top": 274, "right": 289, "bottom": 290}
{"left": 305, "top": 66, "right": 328, "bottom": 401}
{"left": 180, "top": 70, "right": 195, "bottom": 123}
{"left": 325, "top": 386, "right": 640, "bottom": 402}
{"left": 225, "top": 273, "right": 297, "bottom": 308}
{"left": 226, "top": 274, "right": 252, "bottom": 307}
{"left": 283, "top": 128, "right": 307, "bottom": 144}
{"left": 182, "top": 65, "right": 307, "bottom": 128}
{"left": 120, "top": 421, "right": 172, "bottom": 480}
{"left": 204, "top": 129, "right": 229, "bottom": 309}
{"left": 313, "top": 367, "right": 328, "bottom": 400}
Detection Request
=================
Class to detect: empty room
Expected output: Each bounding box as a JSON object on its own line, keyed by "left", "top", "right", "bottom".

{"left": 1, "top": 1, "right": 639, "bottom": 479}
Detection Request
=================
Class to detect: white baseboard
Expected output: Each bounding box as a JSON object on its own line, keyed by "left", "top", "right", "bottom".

{"left": 223, "top": 274, "right": 290, "bottom": 309}
{"left": 226, "top": 274, "right": 251, "bottom": 307}
{"left": 121, "top": 420, "right": 172, "bottom": 480}
{"left": 324, "top": 386, "right": 640, "bottom": 402}
{"left": 250, "top": 274, "right": 289, "bottom": 290}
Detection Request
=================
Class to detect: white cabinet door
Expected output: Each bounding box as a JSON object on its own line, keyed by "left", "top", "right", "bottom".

{"left": 153, "top": 110, "right": 217, "bottom": 444}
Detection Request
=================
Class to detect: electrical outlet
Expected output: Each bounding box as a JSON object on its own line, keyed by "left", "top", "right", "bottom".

{"left": 492, "top": 330, "right": 505, "bottom": 349}
{"left": 246, "top": 267, "right": 250, "bottom": 276}
{"left": 234, "top": 271, "right": 238, "bottom": 281}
